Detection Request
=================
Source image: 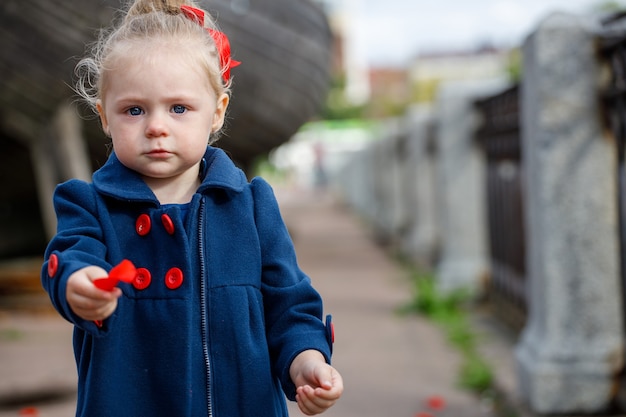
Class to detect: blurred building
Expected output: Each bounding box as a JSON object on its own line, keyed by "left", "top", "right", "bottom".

{"left": 360, "top": 46, "right": 512, "bottom": 118}
{"left": 409, "top": 45, "right": 514, "bottom": 103}
{"left": 366, "top": 68, "right": 411, "bottom": 118}
{"left": 312, "top": 0, "right": 371, "bottom": 105}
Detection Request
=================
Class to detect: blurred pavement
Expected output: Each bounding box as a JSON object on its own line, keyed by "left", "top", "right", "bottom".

{"left": 278, "top": 186, "right": 495, "bottom": 417}
{"left": 0, "top": 186, "right": 497, "bottom": 417}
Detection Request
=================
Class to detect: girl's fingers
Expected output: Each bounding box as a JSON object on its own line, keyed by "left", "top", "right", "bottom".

{"left": 296, "top": 385, "right": 339, "bottom": 415}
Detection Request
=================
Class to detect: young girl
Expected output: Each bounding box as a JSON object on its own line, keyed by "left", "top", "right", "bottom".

{"left": 41, "top": 0, "right": 342, "bottom": 415}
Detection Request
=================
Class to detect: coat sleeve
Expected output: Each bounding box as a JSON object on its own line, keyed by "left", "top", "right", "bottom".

{"left": 41, "top": 179, "right": 113, "bottom": 335}
{"left": 250, "top": 177, "right": 332, "bottom": 401}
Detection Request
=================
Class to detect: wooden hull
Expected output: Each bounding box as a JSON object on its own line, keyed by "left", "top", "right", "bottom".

{"left": 0, "top": 0, "right": 332, "bottom": 259}
{"left": 0, "top": 0, "right": 332, "bottom": 165}
{"left": 203, "top": 0, "right": 333, "bottom": 167}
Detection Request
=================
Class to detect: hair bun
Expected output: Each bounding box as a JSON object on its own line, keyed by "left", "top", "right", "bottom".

{"left": 127, "top": 0, "right": 189, "bottom": 16}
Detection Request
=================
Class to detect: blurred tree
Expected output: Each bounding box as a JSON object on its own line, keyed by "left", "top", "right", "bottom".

{"left": 506, "top": 48, "right": 522, "bottom": 83}
{"left": 592, "top": 1, "right": 626, "bottom": 12}
{"left": 412, "top": 78, "right": 440, "bottom": 104}
{"left": 321, "top": 74, "right": 367, "bottom": 120}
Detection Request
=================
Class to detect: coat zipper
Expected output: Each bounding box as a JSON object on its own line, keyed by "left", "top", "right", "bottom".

{"left": 199, "top": 199, "right": 212, "bottom": 417}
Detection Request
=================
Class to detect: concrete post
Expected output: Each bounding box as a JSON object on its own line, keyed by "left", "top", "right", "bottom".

{"left": 30, "top": 137, "right": 59, "bottom": 240}
{"left": 388, "top": 119, "right": 411, "bottom": 245}
{"left": 31, "top": 103, "right": 92, "bottom": 239}
{"left": 401, "top": 105, "right": 440, "bottom": 268}
{"left": 434, "top": 78, "right": 508, "bottom": 293}
{"left": 370, "top": 120, "right": 404, "bottom": 244}
{"left": 52, "top": 104, "right": 92, "bottom": 183}
{"left": 515, "top": 12, "right": 624, "bottom": 414}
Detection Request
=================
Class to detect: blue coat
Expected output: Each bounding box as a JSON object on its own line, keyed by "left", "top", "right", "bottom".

{"left": 41, "top": 147, "right": 332, "bottom": 416}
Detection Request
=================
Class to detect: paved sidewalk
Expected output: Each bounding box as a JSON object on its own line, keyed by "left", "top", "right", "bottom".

{"left": 0, "top": 185, "right": 494, "bottom": 417}
{"left": 0, "top": 313, "right": 76, "bottom": 417}
{"left": 277, "top": 186, "right": 493, "bottom": 417}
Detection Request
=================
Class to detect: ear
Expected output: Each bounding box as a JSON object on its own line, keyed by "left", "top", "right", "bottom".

{"left": 96, "top": 100, "right": 110, "bottom": 136}
{"left": 211, "top": 93, "right": 230, "bottom": 133}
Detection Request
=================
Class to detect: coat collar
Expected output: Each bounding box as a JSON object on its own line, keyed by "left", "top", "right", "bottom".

{"left": 92, "top": 147, "right": 247, "bottom": 204}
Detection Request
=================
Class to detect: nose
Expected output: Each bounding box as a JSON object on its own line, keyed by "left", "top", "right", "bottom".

{"left": 145, "top": 112, "right": 168, "bottom": 138}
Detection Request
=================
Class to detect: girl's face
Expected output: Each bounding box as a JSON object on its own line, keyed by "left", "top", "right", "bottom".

{"left": 96, "top": 46, "right": 228, "bottom": 194}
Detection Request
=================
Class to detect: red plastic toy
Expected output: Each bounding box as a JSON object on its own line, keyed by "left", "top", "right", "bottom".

{"left": 93, "top": 259, "right": 137, "bottom": 291}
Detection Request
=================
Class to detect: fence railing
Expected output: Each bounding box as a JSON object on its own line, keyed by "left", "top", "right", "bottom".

{"left": 474, "top": 85, "right": 527, "bottom": 331}
{"left": 599, "top": 13, "right": 626, "bottom": 337}
{"left": 332, "top": 11, "right": 625, "bottom": 414}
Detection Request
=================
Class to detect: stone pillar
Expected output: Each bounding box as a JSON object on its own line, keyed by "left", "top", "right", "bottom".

{"left": 402, "top": 105, "right": 440, "bottom": 268}
{"left": 52, "top": 103, "right": 92, "bottom": 183}
{"left": 30, "top": 137, "right": 59, "bottom": 241}
{"left": 370, "top": 119, "right": 404, "bottom": 244}
{"left": 388, "top": 118, "right": 411, "bottom": 245}
{"left": 336, "top": 139, "right": 375, "bottom": 222}
{"left": 515, "top": 12, "right": 623, "bottom": 414}
{"left": 355, "top": 144, "right": 378, "bottom": 222}
{"left": 434, "top": 78, "right": 508, "bottom": 293}
{"left": 31, "top": 103, "right": 92, "bottom": 239}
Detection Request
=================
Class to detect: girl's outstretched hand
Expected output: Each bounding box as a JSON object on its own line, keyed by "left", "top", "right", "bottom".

{"left": 66, "top": 266, "right": 122, "bottom": 321}
{"left": 290, "top": 350, "right": 343, "bottom": 415}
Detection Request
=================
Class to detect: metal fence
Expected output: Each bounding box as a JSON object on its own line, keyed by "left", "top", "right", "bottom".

{"left": 599, "top": 14, "right": 626, "bottom": 336}
{"left": 474, "top": 85, "right": 527, "bottom": 332}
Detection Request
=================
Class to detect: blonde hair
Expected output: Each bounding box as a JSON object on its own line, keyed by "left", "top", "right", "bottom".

{"left": 75, "top": 0, "right": 230, "bottom": 140}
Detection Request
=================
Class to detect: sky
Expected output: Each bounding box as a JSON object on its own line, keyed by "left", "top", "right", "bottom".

{"left": 328, "top": 0, "right": 626, "bottom": 67}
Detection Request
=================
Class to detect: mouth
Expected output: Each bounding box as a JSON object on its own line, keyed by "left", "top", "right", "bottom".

{"left": 146, "top": 149, "right": 172, "bottom": 158}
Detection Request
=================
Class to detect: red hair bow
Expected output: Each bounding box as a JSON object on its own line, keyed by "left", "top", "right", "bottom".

{"left": 181, "top": 5, "right": 241, "bottom": 83}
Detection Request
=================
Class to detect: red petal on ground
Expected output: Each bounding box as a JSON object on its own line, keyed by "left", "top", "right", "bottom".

{"left": 426, "top": 395, "right": 446, "bottom": 410}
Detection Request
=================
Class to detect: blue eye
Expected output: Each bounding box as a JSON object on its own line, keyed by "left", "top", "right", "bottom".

{"left": 127, "top": 107, "right": 143, "bottom": 116}
{"left": 172, "top": 105, "right": 187, "bottom": 114}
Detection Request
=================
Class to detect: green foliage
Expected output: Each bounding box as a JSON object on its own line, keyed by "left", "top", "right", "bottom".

{"left": 363, "top": 96, "right": 410, "bottom": 119}
{"left": 251, "top": 155, "right": 286, "bottom": 183}
{"left": 412, "top": 78, "right": 441, "bottom": 104}
{"left": 400, "top": 268, "right": 493, "bottom": 395}
{"left": 0, "top": 328, "right": 23, "bottom": 341}
{"left": 506, "top": 48, "right": 522, "bottom": 83}
{"left": 392, "top": 257, "right": 522, "bottom": 415}
{"left": 321, "top": 74, "right": 367, "bottom": 120}
{"left": 459, "top": 354, "right": 493, "bottom": 392}
{"left": 593, "top": 1, "right": 626, "bottom": 12}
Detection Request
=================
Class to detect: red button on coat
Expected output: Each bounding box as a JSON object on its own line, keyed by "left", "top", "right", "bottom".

{"left": 161, "top": 214, "right": 175, "bottom": 235}
{"left": 136, "top": 214, "right": 151, "bottom": 236}
{"left": 165, "top": 267, "right": 184, "bottom": 289}
{"left": 47, "top": 254, "right": 58, "bottom": 278}
{"left": 133, "top": 268, "right": 152, "bottom": 290}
